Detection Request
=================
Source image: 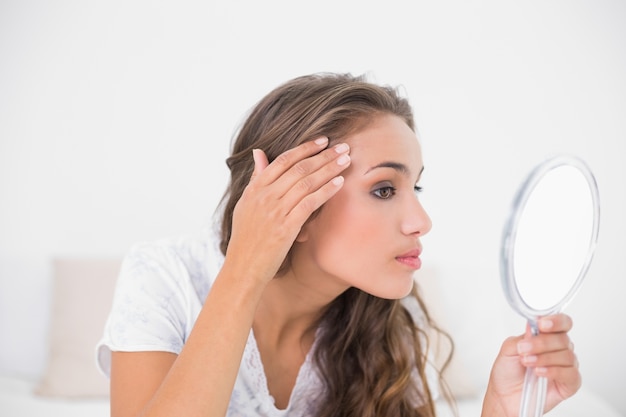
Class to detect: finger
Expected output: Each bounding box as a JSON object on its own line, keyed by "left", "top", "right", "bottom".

{"left": 535, "top": 364, "right": 582, "bottom": 392}
{"left": 270, "top": 142, "right": 351, "bottom": 200}
{"left": 539, "top": 365, "right": 582, "bottom": 413}
{"left": 278, "top": 144, "right": 351, "bottom": 210}
{"left": 255, "top": 137, "right": 330, "bottom": 186}
{"left": 282, "top": 175, "right": 346, "bottom": 229}
{"left": 250, "top": 149, "right": 269, "bottom": 181}
{"left": 520, "top": 345, "right": 578, "bottom": 368}
{"left": 517, "top": 333, "right": 572, "bottom": 357}
{"left": 537, "top": 314, "right": 573, "bottom": 334}
{"left": 246, "top": 142, "right": 349, "bottom": 212}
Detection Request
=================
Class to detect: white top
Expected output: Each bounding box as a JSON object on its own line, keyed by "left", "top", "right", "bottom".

{"left": 97, "top": 233, "right": 436, "bottom": 416}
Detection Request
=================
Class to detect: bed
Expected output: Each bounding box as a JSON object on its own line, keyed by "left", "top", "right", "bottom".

{"left": 1, "top": 373, "right": 622, "bottom": 417}
{"left": 0, "top": 375, "right": 109, "bottom": 417}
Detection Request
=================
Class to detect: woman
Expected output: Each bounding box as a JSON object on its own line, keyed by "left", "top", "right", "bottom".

{"left": 97, "top": 73, "right": 580, "bottom": 417}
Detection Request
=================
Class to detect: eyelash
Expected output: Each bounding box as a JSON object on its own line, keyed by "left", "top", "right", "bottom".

{"left": 372, "top": 186, "right": 423, "bottom": 200}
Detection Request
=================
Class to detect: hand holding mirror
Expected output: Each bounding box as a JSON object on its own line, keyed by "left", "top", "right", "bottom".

{"left": 500, "top": 155, "right": 600, "bottom": 417}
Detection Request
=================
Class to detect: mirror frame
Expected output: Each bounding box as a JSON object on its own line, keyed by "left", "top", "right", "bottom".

{"left": 500, "top": 155, "right": 601, "bottom": 320}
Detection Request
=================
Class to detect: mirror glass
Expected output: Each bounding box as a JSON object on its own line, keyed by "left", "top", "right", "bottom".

{"left": 513, "top": 165, "right": 595, "bottom": 310}
{"left": 501, "top": 155, "right": 600, "bottom": 319}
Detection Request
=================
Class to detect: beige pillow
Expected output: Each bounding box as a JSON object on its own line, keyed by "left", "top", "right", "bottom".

{"left": 35, "top": 258, "right": 120, "bottom": 398}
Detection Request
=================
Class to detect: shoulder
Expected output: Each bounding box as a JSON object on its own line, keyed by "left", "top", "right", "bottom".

{"left": 121, "top": 232, "right": 224, "bottom": 301}
{"left": 97, "top": 232, "right": 224, "bottom": 372}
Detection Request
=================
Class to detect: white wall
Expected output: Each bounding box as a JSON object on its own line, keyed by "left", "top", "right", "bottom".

{"left": 1, "top": 0, "right": 624, "bottom": 413}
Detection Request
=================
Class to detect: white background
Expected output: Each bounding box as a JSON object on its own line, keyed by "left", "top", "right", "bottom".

{"left": 1, "top": 0, "right": 624, "bottom": 414}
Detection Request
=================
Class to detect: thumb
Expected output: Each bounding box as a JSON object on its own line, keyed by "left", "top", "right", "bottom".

{"left": 251, "top": 148, "right": 269, "bottom": 181}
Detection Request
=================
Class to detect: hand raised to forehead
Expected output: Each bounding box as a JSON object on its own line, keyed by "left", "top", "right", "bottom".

{"left": 224, "top": 137, "right": 351, "bottom": 285}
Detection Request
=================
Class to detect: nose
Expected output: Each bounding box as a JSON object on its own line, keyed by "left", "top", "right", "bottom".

{"left": 401, "top": 196, "right": 432, "bottom": 236}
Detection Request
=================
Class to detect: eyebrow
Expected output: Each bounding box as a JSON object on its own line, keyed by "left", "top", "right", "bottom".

{"left": 365, "top": 162, "right": 424, "bottom": 178}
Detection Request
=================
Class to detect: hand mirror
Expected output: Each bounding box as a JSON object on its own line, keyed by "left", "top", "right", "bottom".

{"left": 500, "top": 155, "right": 600, "bottom": 417}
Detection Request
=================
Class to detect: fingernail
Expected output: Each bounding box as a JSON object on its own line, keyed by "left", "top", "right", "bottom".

{"left": 337, "top": 154, "right": 351, "bottom": 165}
{"left": 539, "top": 319, "right": 553, "bottom": 331}
{"left": 331, "top": 176, "right": 344, "bottom": 186}
{"left": 315, "top": 137, "right": 329, "bottom": 146}
{"left": 517, "top": 341, "right": 533, "bottom": 354}
{"left": 334, "top": 143, "right": 349, "bottom": 153}
{"left": 535, "top": 367, "right": 548, "bottom": 376}
{"left": 522, "top": 355, "right": 537, "bottom": 365}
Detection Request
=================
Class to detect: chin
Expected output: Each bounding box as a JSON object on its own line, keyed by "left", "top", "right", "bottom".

{"left": 362, "top": 277, "right": 415, "bottom": 300}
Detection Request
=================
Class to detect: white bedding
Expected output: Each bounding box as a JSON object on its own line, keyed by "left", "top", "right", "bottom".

{"left": 0, "top": 375, "right": 109, "bottom": 417}
{"left": 436, "top": 388, "right": 625, "bottom": 417}
{"left": 0, "top": 375, "right": 622, "bottom": 417}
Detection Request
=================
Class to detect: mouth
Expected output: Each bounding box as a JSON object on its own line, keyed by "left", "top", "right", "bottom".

{"left": 395, "top": 248, "right": 422, "bottom": 270}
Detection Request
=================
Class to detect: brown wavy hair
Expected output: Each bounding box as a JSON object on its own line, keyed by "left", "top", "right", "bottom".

{"left": 218, "top": 73, "right": 454, "bottom": 417}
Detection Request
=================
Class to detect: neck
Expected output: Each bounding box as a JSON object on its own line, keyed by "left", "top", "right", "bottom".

{"left": 253, "top": 268, "right": 345, "bottom": 351}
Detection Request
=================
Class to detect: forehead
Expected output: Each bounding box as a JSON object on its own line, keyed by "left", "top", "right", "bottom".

{"left": 343, "top": 114, "right": 423, "bottom": 176}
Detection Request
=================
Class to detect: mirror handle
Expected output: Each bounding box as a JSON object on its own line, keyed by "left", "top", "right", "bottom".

{"left": 519, "top": 320, "right": 548, "bottom": 417}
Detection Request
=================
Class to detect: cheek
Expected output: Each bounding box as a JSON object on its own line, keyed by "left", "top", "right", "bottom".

{"left": 310, "top": 198, "right": 386, "bottom": 273}
{"left": 307, "top": 199, "right": 414, "bottom": 299}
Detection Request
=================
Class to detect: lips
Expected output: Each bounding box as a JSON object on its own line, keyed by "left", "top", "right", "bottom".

{"left": 395, "top": 248, "right": 422, "bottom": 270}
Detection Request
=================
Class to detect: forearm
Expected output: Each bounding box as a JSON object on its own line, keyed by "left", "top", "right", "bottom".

{"left": 138, "top": 265, "right": 266, "bottom": 417}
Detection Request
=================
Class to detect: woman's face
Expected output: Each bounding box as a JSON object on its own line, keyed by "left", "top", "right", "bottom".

{"left": 292, "top": 113, "right": 432, "bottom": 300}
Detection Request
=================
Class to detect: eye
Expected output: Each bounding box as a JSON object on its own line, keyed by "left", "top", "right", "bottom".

{"left": 414, "top": 186, "right": 423, "bottom": 195}
{"left": 372, "top": 186, "right": 396, "bottom": 199}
